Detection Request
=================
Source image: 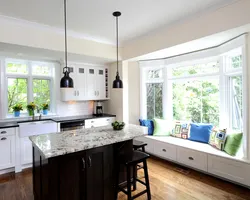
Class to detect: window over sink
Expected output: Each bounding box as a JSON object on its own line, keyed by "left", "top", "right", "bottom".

{"left": 2, "top": 58, "right": 55, "bottom": 118}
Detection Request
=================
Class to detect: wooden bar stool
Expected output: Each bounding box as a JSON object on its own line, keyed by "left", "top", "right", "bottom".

{"left": 116, "top": 150, "right": 151, "bottom": 200}
{"left": 133, "top": 140, "right": 147, "bottom": 152}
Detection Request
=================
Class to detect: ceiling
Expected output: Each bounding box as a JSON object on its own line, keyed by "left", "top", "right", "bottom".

{"left": 0, "top": 0, "right": 237, "bottom": 45}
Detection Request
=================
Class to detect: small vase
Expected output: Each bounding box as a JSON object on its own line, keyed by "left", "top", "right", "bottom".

{"left": 43, "top": 109, "right": 48, "bottom": 115}
{"left": 14, "top": 111, "right": 20, "bottom": 117}
{"left": 28, "top": 109, "right": 34, "bottom": 116}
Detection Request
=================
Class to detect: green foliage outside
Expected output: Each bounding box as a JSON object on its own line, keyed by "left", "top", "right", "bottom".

{"left": 8, "top": 78, "right": 50, "bottom": 113}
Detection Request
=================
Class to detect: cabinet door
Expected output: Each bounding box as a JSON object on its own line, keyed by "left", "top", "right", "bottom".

{"left": 21, "top": 137, "right": 32, "bottom": 165}
{"left": 61, "top": 88, "right": 77, "bottom": 101}
{"left": 76, "top": 66, "right": 87, "bottom": 100}
{"left": 86, "top": 68, "right": 97, "bottom": 100}
{"left": 0, "top": 135, "right": 15, "bottom": 170}
{"left": 96, "top": 68, "right": 106, "bottom": 99}
{"left": 58, "top": 152, "right": 86, "bottom": 200}
{"left": 86, "top": 145, "right": 114, "bottom": 200}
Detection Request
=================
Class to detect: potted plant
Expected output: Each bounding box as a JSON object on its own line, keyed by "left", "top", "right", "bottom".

{"left": 27, "top": 102, "right": 36, "bottom": 116}
{"left": 41, "top": 103, "right": 49, "bottom": 115}
{"left": 12, "top": 104, "right": 23, "bottom": 117}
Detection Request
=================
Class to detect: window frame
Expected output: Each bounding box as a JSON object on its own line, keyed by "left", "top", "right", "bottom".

{"left": 140, "top": 45, "right": 248, "bottom": 159}
{"left": 3, "top": 58, "right": 55, "bottom": 118}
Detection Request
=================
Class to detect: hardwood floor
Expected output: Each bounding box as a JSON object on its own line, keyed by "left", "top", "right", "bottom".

{"left": 0, "top": 157, "right": 250, "bottom": 200}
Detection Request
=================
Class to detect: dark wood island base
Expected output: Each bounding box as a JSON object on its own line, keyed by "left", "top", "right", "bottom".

{"left": 33, "top": 140, "right": 133, "bottom": 200}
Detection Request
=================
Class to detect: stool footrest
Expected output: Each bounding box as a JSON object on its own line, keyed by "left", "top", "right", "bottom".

{"left": 132, "top": 190, "right": 148, "bottom": 199}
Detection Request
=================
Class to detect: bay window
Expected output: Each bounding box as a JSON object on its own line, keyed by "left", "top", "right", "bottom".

{"left": 140, "top": 44, "right": 246, "bottom": 157}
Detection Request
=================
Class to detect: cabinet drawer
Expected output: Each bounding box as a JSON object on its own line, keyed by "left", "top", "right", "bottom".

{"left": 177, "top": 147, "right": 207, "bottom": 172}
{"left": 154, "top": 140, "right": 177, "bottom": 161}
{"left": 135, "top": 136, "right": 154, "bottom": 154}
{"left": 0, "top": 128, "right": 15, "bottom": 136}
{"left": 208, "top": 155, "right": 250, "bottom": 186}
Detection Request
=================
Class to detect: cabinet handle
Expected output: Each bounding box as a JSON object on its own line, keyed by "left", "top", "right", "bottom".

{"left": 82, "top": 158, "right": 85, "bottom": 171}
{"left": 1, "top": 137, "right": 7, "bottom": 141}
{"left": 77, "top": 91, "right": 79, "bottom": 96}
{"left": 74, "top": 91, "right": 77, "bottom": 96}
{"left": 162, "top": 149, "right": 166, "bottom": 152}
{"left": 88, "top": 156, "right": 92, "bottom": 168}
{"left": 188, "top": 157, "right": 194, "bottom": 161}
{"left": 94, "top": 91, "right": 96, "bottom": 96}
{"left": 0, "top": 131, "right": 7, "bottom": 134}
{"left": 97, "top": 91, "right": 99, "bottom": 96}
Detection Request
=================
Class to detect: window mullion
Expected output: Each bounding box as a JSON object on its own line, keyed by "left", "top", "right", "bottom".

{"left": 28, "top": 61, "right": 33, "bottom": 103}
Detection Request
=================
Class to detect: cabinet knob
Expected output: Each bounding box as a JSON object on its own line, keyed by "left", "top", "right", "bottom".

{"left": 162, "top": 149, "right": 166, "bottom": 152}
{"left": 0, "top": 131, "right": 7, "bottom": 134}
{"left": 188, "top": 157, "right": 194, "bottom": 161}
{"left": 1, "top": 137, "right": 7, "bottom": 141}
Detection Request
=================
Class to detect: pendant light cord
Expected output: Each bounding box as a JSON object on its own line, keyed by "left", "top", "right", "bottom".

{"left": 116, "top": 15, "right": 119, "bottom": 76}
{"left": 64, "top": 0, "right": 68, "bottom": 70}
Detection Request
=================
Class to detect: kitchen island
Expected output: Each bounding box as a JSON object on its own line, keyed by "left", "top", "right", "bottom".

{"left": 29, "top": 124, "right": 147, "bottom": 200}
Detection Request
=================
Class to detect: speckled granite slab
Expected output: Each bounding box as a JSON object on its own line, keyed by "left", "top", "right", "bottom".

{"left": 29, "top": 124, "right": 147, "bottom": 159}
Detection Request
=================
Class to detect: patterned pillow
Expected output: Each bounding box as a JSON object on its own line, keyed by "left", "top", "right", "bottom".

{"left": 209, "top": 129, "right": 227, "bottom": 150}
{"left": 171, "top": 121, "right": 190, "bottom": 139}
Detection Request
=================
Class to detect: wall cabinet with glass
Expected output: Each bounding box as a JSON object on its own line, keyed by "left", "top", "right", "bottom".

{"left": 61, "top": 64, "right": 108, "bottom": 101}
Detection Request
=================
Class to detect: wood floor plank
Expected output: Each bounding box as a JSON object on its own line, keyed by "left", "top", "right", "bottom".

{"left": 0, "top": 157, "right": 250, "bottom": 200}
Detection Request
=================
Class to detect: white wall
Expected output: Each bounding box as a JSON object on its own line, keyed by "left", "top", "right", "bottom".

{"left": 122, "top": 0, "right": 250, "bottom": 60}
{"left": 127, "top": 61, "right": 140, "bottom": 124}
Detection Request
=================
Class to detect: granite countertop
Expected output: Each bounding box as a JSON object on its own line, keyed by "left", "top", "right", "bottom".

{"left": 29, "top": 124, "right": 147, "bottom": 159}
{"left": 0, "top": 114, "right": 116, "bottom": 128}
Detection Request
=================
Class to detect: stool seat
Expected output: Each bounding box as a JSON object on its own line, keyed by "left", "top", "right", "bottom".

{"left": 133, "top": 140, "right": 147, "bottom": 150}
{"left": 121, "top": 150, "right": 150, "bottom": 165}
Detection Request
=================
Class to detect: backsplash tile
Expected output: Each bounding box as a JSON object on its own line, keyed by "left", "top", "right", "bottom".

{"left": 56, "top": 100, "right": 94, "bottom": 116}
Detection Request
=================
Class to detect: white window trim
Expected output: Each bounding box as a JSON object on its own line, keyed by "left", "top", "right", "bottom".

{"left": 1, "top": 58, "right": 56, "bottom": 119}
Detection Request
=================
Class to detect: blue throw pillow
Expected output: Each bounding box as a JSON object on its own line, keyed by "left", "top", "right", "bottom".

{"left": 139, "top": 119, "right": 154, "bottom": 135}
{"left": 189, "top": 123, "right": 213, "bottom": 143}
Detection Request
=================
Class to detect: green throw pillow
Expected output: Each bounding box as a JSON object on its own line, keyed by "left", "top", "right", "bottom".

{"left": 224, "top": 133, "right": 243, "bottom": 156}
{"left": 153, "top": 118, "right": 171, "bottom": 136}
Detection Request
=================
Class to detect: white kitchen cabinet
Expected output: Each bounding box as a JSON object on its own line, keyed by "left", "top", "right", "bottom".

{"left": 20, "top": 137, "right": 32, "bottom": 165}
{"left": 0, "top": 133, "right": 15, "bottom": 170}
{"left": 85, "top": 117, "right": 115, "bottom": 128}
{"left": 61, "top": 64, "right": 108, "bottom": 101}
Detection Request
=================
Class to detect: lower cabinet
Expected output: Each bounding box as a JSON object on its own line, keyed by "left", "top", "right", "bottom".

{"left": 0, "top": 135, "right": 15, "bottom": 170}
{"left": 208, "top": 155, "right": 250, "bottom": 186}
{"left": 33, "top": 144, "right": 114, "bottom": 200}
{"left": 20, "top": 137, "right": 32, "bottom": 165}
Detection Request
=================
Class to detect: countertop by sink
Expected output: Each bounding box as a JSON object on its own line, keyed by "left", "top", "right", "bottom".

{"left": 0, "top": 114, "right": 116, "bottom": 128}
{"left": 29, "top": 124, "right": 147, "bottom": 159}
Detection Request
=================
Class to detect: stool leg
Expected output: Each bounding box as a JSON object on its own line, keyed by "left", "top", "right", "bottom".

{"left": 142, "top": 146, "right": 145, "bottom": 152}
{"left": 143, "top": 160, "right": 151, "bottom": 200}
{"left": 132, "top": 164, "right": 137, "bottom": 191}
{"left": 127, "top": 165, "right": 132, "bottom": 200}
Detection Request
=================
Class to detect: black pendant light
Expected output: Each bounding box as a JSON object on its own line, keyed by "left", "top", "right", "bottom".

{"left": 112, "top": 11, "right": 123, "bottom": 89}
{"left": 60, "top": 0, "right": 74, "bottom": 88}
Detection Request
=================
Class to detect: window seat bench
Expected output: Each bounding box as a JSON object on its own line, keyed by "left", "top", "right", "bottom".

{"left": 135, "top": 135, "right": 250, "bottom": 188}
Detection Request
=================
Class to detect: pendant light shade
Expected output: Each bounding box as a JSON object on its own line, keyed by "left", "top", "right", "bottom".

{"left": 60, "top": 0, "right": 74, "bottom": 88}
{"left": 112, "top": 11, "right": 123, "bottom": 89}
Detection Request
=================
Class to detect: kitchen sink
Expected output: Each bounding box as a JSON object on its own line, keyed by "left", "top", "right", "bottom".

{"left": 18, "top": 120, "right": 58, "bottom": 138}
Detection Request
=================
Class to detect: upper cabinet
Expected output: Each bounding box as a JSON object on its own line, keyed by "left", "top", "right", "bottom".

{"left": 61, "top": 64, "right": 109, "bottom": 101}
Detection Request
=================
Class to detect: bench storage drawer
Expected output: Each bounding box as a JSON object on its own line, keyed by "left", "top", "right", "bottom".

{"left": 208, "top": 155, "right": 250, "bottom": 186}
{"left": 177, "top": 147, "right": 207, "bottom": 172}
{"left": 154, "top": 140, "right": 177, "bottom": 161}
{"left": 135, "top": 136, "right": 154, "bottom": 154}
